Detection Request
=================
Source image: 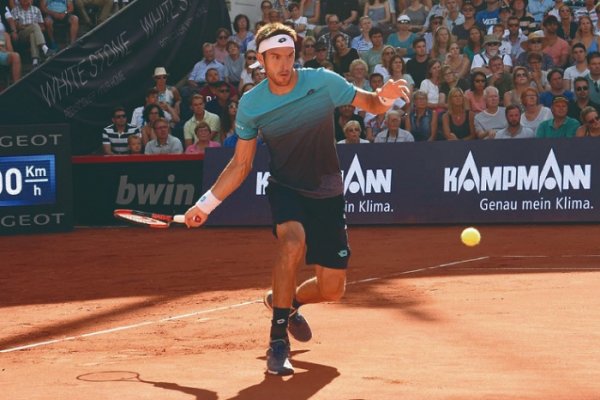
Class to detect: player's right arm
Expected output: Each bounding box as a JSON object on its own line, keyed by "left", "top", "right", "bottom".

{"left": 184, "top": 138, "right": 257, "bottom": 227}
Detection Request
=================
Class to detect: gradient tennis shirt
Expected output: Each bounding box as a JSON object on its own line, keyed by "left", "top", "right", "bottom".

{"left": 236, "top": 68, "right": 357, "bottom": 198}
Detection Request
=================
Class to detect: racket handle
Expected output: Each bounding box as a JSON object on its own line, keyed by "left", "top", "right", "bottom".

{"left": 173, "top": 215, "right": 185, "bottom": 224}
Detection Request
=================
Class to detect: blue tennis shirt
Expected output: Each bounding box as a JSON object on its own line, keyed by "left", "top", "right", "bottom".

{"left": 236, "top": 68, "right": 357, "bottom": 198}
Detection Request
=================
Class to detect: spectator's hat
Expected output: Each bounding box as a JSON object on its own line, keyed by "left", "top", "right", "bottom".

{"left": 552, "top": 96, "right": 569, "bottom": 106}
{"left": 499, "top": 4, "right": 511, "bottom": 13}
{"left": 153, "top": 67, "right": 168, "bottom": 77}
{"left": 483, "top": 35, "right": 501, "bottom": 46}
{"left": 397, "top": 14, "right": 411, "bottom": 23}
{"left": 521, "top": 30, "right": 544, "bottom": 50}
{"left": 543, "top": 14, "right": 559, "bottom": 26}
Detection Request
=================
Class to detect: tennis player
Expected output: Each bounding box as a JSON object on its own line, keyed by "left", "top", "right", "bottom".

{"left": 184, "top": 22, "right": 411, "bottom": 375}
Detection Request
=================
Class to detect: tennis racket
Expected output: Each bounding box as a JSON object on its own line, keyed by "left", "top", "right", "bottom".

{"left": 113, "top": 209, "right": 185, "bottom": 228}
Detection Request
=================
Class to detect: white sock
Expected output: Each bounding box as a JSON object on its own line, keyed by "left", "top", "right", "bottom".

{"left": 32, "top": 58, "right": 39, "bottom": 65}
{"left": 42, "top": 44, "right": 49, "bottom": 54}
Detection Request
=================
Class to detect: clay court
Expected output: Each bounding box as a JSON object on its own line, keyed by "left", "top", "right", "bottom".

{"left": 3, "top": 224, "right": 600, "bottom": 399}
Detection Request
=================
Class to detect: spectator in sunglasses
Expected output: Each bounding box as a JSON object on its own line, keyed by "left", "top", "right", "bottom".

{"left": 516, "top": 30, "right": 554, "bottom": 71}
{"left": 568, "top": 76, "right": 600, "bottom": 121}
{"left": 575, "top": 106, "right": 600, "bottom": 137}
{"left": 298, "top": 35, "right": 316, "bottom": 66}
{"left": 214, "top": 27, "right": 231, "bottom": 63}
{"left": 102, "top": 107, "right": 140, "bottom": 155}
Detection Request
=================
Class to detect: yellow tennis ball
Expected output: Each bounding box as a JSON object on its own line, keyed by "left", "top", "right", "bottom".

{"left": 461, "top": 227, "right": 481, "bottom": 247}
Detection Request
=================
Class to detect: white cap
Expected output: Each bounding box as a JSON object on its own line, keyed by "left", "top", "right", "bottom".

{"left": 397, "top": 14, "right": 411, "bottom": 22}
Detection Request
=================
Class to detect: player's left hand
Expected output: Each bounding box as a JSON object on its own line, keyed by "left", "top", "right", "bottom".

{"left": 378, "top": 79, "right": 412, "bottom": 105}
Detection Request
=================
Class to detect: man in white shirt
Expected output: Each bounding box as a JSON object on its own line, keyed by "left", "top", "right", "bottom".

{"left": 374, "top": 110, "right": 414, "bottom": 143}
{"left": 564, "top": 43, "right": 589, "bottom": 91}
{"left": 475, "top": 86, "right": 507, "bottom": 139}
{"left": 471, "top": 35, "right": 512, "bottom": 74}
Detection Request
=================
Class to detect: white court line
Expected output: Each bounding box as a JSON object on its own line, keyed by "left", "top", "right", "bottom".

{"left": 347, "top": 256, "right": 490, "bottom": 285}
{"left": 451, "top": 266, "right": 600, "bottom": 271}
{"left": 500, "top": 254, "right": 600, "bottom": 258}
{"left": 1, "top": 257, "right": 488, "bottom": 354}
{"left": 0, "top": 301, "right": 259, "bottom": 353}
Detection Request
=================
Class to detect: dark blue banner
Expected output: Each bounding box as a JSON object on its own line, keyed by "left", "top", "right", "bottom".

{"left": 203, "top": 139, "right": 600, "bottom": 226}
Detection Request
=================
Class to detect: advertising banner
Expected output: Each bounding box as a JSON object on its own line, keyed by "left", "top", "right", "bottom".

{"left": 72, "top": 154, "right": 203, "bottom": 225}
{"left": 0, "top": 0, "right": 230, "bottom": 155}
{"left": 204, "top": 139, "right": 600, "bottom": 226}
{"left": 0, "top": 124, "right": 73, "bottom": 234}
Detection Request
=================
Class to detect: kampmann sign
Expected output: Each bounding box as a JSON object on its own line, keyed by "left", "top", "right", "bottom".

{"left": 203, "top": 138, "right": 600, "bottom": 226}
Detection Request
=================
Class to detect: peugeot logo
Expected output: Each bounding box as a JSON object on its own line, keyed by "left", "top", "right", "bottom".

{"left": 278, "top": 37, "right": 287, "bottom": 43}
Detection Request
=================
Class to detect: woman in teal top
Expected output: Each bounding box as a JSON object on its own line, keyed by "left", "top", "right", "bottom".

{"left": 386, "top": 15, "right": 417, "bottom": 58}
{"left": 462, "top": 25, "right": 483, "bottom": 62}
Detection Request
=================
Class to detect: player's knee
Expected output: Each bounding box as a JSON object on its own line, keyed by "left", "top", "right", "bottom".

{"left": 319, "top": 276, "right": 346, "bottom": 301}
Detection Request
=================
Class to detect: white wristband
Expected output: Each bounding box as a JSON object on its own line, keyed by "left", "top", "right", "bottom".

{"left": 195, "top": 190, "right": 222, "bottom": 215}
{"left": 378, "top": 95, "right": 395, "bottom": 107}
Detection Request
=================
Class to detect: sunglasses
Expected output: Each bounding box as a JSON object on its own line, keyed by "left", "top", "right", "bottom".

{"left": 515, "top": 73, "right": 527, "bottom": 77}
{"left": 529, "top": 40, "right": 542, "bottom": 44}
{"left": 577, "top": 86, "right": 590, "bottom": 91}
{"left": 586, "top": 115, "right": 599, "bottom": 124}
{"left": 155, "top": 75, "right": 167, "bottom": 79}
{"left": 218, "top": 35, "right": 228, "bottom": 39}
{"left": 114, "top": 114, "right": 127, "bottom": 118}
{"left": 487, "top": 42, "right": 500, "bottom": 46}
{"left": 247, "top": 56, "right": 256, "bottom": 60}
{"left": 508, "top": 23, "right": 520, "bottom": 27}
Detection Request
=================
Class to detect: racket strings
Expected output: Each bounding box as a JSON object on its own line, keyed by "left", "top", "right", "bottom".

{"left": 119, "top": 214, "right": 169, "bottom": 226}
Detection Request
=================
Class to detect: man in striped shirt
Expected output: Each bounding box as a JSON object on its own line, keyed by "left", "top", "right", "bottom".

{"left": 102, "top": 107, "right": 140, "bottom": 155}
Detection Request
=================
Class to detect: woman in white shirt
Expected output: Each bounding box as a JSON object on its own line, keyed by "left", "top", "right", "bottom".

{"left": 419, "top": 59, "right": 447, "bottom": 112}
{"left": 520, "top": 87, "right": 552, "bottom": 133}
{"left": 373, "top": 45, "right": 396, "bottom": 81}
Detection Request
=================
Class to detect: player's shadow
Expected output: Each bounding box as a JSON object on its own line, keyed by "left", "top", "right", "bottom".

{"left": 226, "top": 351, "right": 340, "bottom": 400}
{"left": 76, "top": 371, "right": 218, "bottom": 400}
{"left": 150, "top": 381, "right": 218, "bottom": 400}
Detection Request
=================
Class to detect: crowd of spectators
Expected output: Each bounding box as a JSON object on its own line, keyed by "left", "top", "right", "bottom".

{"left": 7, "top": 0, "right": 600, "bottom": 155}
{"left": 0, "top": 0, "right": 128, "bottom": 85}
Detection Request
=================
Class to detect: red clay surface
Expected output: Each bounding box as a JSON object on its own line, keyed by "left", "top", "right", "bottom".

{"left": 3, "top": 224, "right": 600, "bottom": 399}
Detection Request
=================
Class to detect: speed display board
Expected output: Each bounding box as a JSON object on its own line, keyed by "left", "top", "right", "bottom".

{"left": 0, "top": 125, "right": 72, "bottom": 234}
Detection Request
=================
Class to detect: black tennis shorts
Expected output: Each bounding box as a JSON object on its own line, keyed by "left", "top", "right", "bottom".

{"left": 266, "top": 182, "right": 350, "bottom": 269}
